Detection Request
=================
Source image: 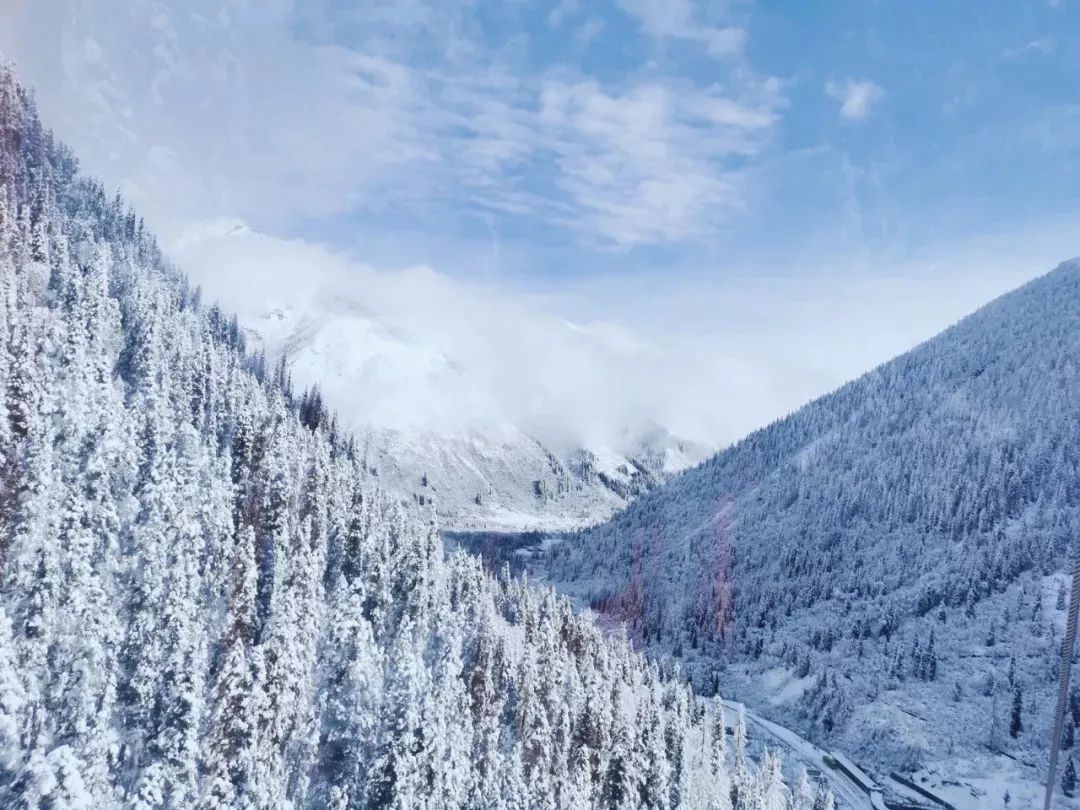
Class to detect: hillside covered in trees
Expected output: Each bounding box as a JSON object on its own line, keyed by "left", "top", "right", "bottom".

{"left": 548, "top": 255, "right": 1080, "bottom": 780}
{"left": 0, "top": 61, "right": 826, "bottom": 809}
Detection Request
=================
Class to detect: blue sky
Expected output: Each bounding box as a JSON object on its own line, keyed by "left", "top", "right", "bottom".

{"left": 7, "top": 0, "right": 1078, "bottom": 280}
{"left": 2, "top": 0, "right": 1079, "bottom": 446}
{"left": 281, "top": 0, "right": 1080, "bottom": 282}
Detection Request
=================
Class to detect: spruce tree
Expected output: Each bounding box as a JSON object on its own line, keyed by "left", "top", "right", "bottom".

{"left": 793, "top": 769, "right": 816, "bottom": 810}
{"left": 1009, "top": 685, "right": 1023, "bottom": 738}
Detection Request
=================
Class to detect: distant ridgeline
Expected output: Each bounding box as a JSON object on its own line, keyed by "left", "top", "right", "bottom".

{"left": 0, "top": 60, "right": 833, "bottom": 808}
{"left": 549, "top": 250, "right": 1080, "bottom": 767}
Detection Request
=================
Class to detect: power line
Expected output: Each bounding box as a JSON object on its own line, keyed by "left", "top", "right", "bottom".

{"left": 1045, "top": 537, "right": 1080, "bottom": 810}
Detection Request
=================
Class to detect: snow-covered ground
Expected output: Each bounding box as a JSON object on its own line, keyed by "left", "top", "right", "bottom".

{"left": 722, "top": 698, "right": 1066, "bottom": 810}
{"left": 907, "top": 755, "right": 1055, "bottom": 809}
{"left": 721, "top": 653, "right": 1063, "bottom": 810}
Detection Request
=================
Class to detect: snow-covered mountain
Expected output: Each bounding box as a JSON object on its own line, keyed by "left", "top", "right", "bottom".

{"left": 546, "top": 260, "right": 1080, "bottom": 801}
{"left": 355, "top": 424, "right": 704, "bottom": 532}
{"left": 0, "top": 60, "right": 817, "bottom": 809}
{"left": 177, "top": 221, "right": 710, "bottom": 531}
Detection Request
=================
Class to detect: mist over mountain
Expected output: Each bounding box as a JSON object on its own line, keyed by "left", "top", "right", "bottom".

{"left": 170, "top": 219, "right": 717, "bottom": 530}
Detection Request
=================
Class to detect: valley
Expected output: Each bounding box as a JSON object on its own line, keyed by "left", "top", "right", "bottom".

{"left": 4, "top": 0, "right": 1080, "bottom": 805}
{"left": 532, "top": 261, "right": 1080, "bottom": 806}
{"left": 458, "top": 529, "right": 1057, "bottom": 808}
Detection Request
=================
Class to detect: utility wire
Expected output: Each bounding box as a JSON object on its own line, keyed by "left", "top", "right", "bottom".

{"left": 1045, "top": 538, "right": 1080, "bottom": 810}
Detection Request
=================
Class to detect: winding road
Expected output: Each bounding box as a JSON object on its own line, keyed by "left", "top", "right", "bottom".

{"left": 720, "top": 699, "right": 886, "bottom": 810}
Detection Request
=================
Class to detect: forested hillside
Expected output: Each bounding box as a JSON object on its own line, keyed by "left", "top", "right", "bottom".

{"left": 0, "top": 61, "right": 821, "bottom": 809}
{"left": 549, "top": 256, "right": 1080, "bottom": 775}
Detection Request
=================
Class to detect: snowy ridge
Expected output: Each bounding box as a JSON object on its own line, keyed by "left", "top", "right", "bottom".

{"left": 548, "top": 258, "right": 1080, "bottom": 804}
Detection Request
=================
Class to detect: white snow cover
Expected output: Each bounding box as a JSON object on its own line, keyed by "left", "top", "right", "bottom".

{"left": 173, "top": 220, "right": 712, "bottom": 529}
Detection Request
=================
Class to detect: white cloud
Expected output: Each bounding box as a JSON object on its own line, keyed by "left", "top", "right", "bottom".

{"left": 1, "top": 0, "right": 781, "bottom": 250}
{"left": 826, "top": 78, "right": 885, "bottom": 121}
{"left": 1002, "top": 36, "right": 1056, "bottom": 59}
{"left": 618, "top": 0, "right": 746, "bottom": 58}
{"left": 170, "top": 216, "right": 1071, "bottom": 452}
{"left": 172, "top": 221, "right": 695, "bottom": 450}
{"left": 9, "top": 0, "right": 1068, "bottom": 458}
{"left": 538, "top": 78, "right": 781, "bottom": 246}
{"left": 1, "top": 0, "right": 443, "bottom": 236}
{"left": 547, "top": 0, "right": 580, "bottom": 28}
{"left": 576, "top": 18, "right": 606, "bottom": 45}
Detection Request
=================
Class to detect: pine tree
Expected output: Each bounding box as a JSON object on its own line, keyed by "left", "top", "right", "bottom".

{"left": 757, "top": 749, "right": 789, "bottom": 810}
{"left": 729, "top": 707, "right": 753, "bottom": 809}
{"left": 199, "top": 526, "right": 260, "bottom": 809}
{"left": 1063, "top": 756, "right": 1077, "bottom": 798}
{"left": 792, "top": 769, "right": 816, "bottom": 810}
{"left": 1009, "top": 685, "right": 1023, "bottom": 739}
{"left": 0, "top": 606, "right": 27, "bottom": 804}
{"left": 601, "top": 712, "right": 637, "bottom": 810}
{"left": 634, "top": 695, "right": 670, "bottom": 810}
{"left": 923, "top": 630, "right": 937, "bottom": 681}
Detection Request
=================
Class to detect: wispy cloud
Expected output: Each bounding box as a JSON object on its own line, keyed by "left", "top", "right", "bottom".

{"left": 1001, "top": 36, "right": 1056, "bottom": 59}
{"left": 826, "top": 78, "right": 885, "bottom": 122}
{"left": 547, "top": 0, "right": 581, "bottom": 29}
{"left": 539, "top": 78, "right": 780, "bottom": 246}
{"left": 618, "top": 0, "right": 746, "bottom": 58}
{"left": 2, "top": 0, "right": 780, "bottom": 251}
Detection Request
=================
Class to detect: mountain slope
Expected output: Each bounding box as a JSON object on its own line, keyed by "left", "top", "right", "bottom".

{"left": 244, "top": 276, "right": 707, "bottom": 533}
{"left": 355, "top": 423, "right": 702, "bottom": 532}
{"left": 0, "top": 61, "right": 812, "bottom": 808}
{"left": 548, "top": 260, "right": 1080, "bottom": 785}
